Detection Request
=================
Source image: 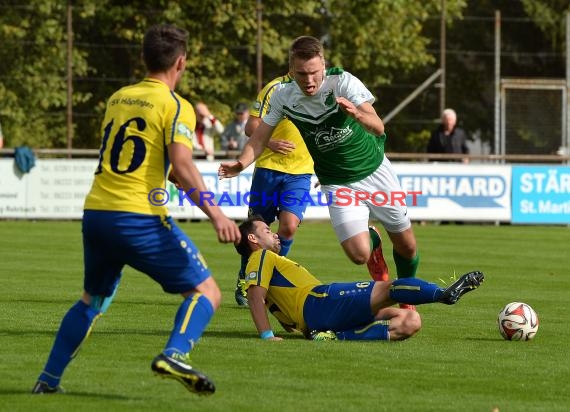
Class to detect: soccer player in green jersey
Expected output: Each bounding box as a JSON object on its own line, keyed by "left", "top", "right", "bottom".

{"left": 220, "top": 36, "right": 418, "bottom": 310}
{"left": 32, "top": 24, "right": 240, "bottom": 396}
{"left": 235, "top": 216, "right": 484, "bottom": 341}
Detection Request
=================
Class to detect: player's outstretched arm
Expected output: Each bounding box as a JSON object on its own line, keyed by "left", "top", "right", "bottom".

{"left": 246, "top": 115, "right": 295, "bottom": 154}
{"left": 168, "top": 142, "right": 240, "bottom": 244}
{"left": 218, "top": 121, "right": 275, "bottom": 179}
{"left": 247, "top": 285, "right": 283, "bottom": 341}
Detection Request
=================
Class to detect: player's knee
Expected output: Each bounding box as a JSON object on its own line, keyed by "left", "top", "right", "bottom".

{"left": 347, "top": 252, "right": 368, "bottom": 265}
{"left": 278, "top": 224, "right": 297, "bottom": 239}
{"left": 202, "top": 285, "right": 222, "bottom": 310}
{"left": 341, "top": 234, "right": 371, "bottom": 265}
{"left": 401, "top": 311, "right": 421, "bottom": 338}
{"left": 187, "top": 279, "right": 222, "bottom": 310}
{"left": 210, "top": 287, "right": 222, "bottom": 310}
{"left": 390, "top": 310, "right": 422, "bottom": 341}
{"left": 278, "top": 217, "right": 299, "bottom": 239}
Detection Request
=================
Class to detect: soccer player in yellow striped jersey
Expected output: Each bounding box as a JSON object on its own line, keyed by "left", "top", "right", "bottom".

{"left": 235, "top": 216, "right": 484, "bottom": 341}
{"left": 33, "top": 25, "right": 240, "bottom": 396}
{"left": 84, "top": 80, "right": 195, "bottom": 215}
{"left": 233, "top": 74, "right": 314, "bottom": 307}
{"left": 250, "top": 74, "right": 313, "bottom": 175}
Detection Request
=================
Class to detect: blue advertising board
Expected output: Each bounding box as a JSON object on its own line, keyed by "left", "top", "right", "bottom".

{"left": 512, "top": 165, "right": 570, "bottom": 224}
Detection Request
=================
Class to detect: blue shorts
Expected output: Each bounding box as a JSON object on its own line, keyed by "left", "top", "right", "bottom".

{"left": 82, "top": 210, "right": 211, "bottom": 296}
{"left": 248, "top": 168, "right": 312, "bottom": 223}
{"left": 303, "top": 282, "right": 375, "bottom": 331}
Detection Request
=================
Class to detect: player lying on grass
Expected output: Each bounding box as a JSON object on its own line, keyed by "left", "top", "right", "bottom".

{"left": 235, "top": 215, "right": 484, "bottom": 341}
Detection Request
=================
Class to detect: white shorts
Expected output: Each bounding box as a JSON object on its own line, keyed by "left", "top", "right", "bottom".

{"left": 321, "top": 156, "right": 411, "bottom": 242}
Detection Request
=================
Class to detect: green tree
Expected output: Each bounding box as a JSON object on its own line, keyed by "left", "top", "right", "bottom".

{"left": 381, "top": 0, "right": 567, "bottom": 153}
{"left": 325, "top": 0, "right": 466, "bottom": 88}
{"left": 0, "top": 0, "right": 90, "bottom": 148}
{"left": 521, "top": 0, "right": 570, "bottom": 51}
{"left": 0, "top": 0, "right": 476, "bottom": 150}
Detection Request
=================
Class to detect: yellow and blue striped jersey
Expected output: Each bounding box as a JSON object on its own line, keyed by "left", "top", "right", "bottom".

{"left": 84, "top": 78, "right": 195, "bottom": 215}
{"left": 253, "top": 75, "right": 313, "bottom": 175}
{"left": 244, "top": 249, "right": 322, "bottom": 333}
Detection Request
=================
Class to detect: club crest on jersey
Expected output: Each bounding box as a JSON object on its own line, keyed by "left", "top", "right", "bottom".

{"left": 323, "top": 90, "right": 335, "bottom": 107}
{"left": 253, "top": 101, "right": 261, "bottom": 111}
{"left": 247, "top": 271, "right": 258, "bottom": 281}
{"left": 176, "top": 122, "right": 193, "bottom": 139}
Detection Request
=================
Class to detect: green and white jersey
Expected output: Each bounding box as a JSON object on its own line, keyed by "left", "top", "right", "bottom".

{"left": 263, "top": 68, "right": 385, "bottom": 185}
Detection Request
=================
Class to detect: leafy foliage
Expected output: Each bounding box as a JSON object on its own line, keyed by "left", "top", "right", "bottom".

{"left": 0, "top": 0, "right": 459, "bottom": 149}
{"left": 0, "top": 0, "right": 565, "bottom": 152}
{"left": 521, "top": 0, "right": 570, "bottom": 50}
{"left": 0, "top": 1, "right": 90, "bottom": 147}
{"left": 326, "top": 1, "right": 451, "bottom": 87}
{"left": 383, "top": 0, "right": 567, "bottom": 153}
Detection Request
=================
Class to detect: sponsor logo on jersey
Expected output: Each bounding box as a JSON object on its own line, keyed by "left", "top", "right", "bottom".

{"left": 314, "top": 126, "right": 353, "bottom": 152}
{"left": 176, "top": 122, "right": 193, "bottom": 139}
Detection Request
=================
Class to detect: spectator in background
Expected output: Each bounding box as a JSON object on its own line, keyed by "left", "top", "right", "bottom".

{"left": 427, "top": 108, "right": 470, "bottom": 163}
{"left": 221, "top": 102, "right": 249, "bottom": 151}
{"left": 194, "top": 102, "right": 224, "bottom": 161}
{"left": 427, "top": 108, "right": 469, "bottom": 225}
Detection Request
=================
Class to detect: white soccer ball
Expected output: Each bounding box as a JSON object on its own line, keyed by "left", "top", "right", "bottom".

{"left": 497, "top": 302, "right": 539, "bottom": 341}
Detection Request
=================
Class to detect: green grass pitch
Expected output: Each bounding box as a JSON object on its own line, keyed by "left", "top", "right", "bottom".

{"left": 0, "top": 220, "right": 569, "bottom": 411}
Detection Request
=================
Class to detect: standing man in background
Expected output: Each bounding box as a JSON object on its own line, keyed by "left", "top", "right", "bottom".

{"left": 427, "top": 108, "right": 470, "bottom": 225}
{"left": 233, "top": 74, "right": 314, "bottom": 307}
{"left": 32, "top": 24, "right": 240, "bottom": 396}
{"left": 220, "top": 102, "right": 250, "bottom": 151}
{"left": 427, "top": 108, "right": 470, "bottom": 163}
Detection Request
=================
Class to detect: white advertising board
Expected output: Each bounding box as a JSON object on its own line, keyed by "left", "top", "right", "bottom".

{"left": 0, "top": 159, "right": 94, "bottom": 219}
{"left": 0, "top": 159, "right": 511, "bottom": 222}
{"left": 0, "top": 159, "right": 328, "bottom": 220}
{"left": 393, "top": 163, "right": 512, "bottom": 221}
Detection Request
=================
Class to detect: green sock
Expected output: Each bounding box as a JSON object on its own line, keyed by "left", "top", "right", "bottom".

{"left": 393, "top": 250, "right": 419, "bottom": 278}
{"left": 368, "top": 227, "right": 381, "bottom": 250}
